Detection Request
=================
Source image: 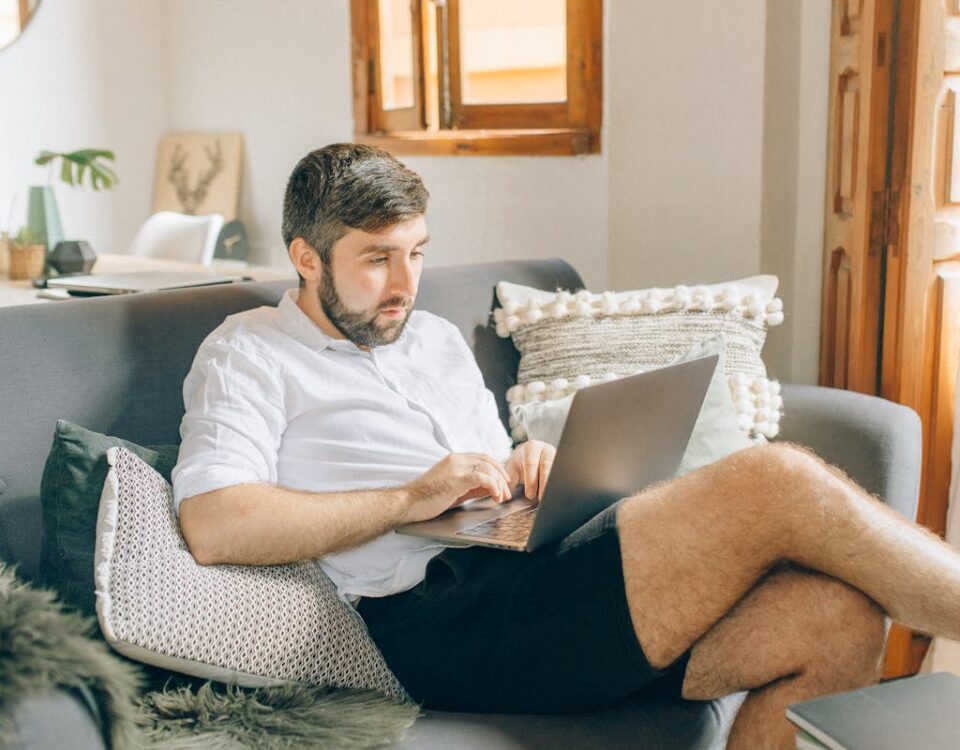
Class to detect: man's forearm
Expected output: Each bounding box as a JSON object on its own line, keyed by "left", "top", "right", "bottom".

{"left": 178, "top": 482, "right": 415, "bottom": 565}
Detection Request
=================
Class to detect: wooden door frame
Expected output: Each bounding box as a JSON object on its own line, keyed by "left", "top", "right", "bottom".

{"left": 821, "top": 0, "right": 957, "bottom": 678}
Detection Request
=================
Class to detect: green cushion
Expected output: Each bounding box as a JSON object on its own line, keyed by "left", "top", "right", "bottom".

{"left": 39, "top": 420, "right": 179, "bottom": 617}
{"left": 512, "top": 335, "right": 752, "bottom": 477}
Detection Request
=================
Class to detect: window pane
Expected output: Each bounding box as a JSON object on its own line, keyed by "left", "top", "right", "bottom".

{"left": 459, "top": 0, "right": 566, "bottom": 105}
{"left": 378, "top": 0, "right": 415, "bottom": 110}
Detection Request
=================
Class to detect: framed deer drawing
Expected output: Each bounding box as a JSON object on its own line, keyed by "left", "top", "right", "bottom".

{"left": 152, "top": 132, "right": 243, "bottom": 219}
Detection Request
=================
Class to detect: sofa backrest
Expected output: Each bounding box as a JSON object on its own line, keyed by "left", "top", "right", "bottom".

{"left": 0, "top": 258, "right": 583, "bottom": 580}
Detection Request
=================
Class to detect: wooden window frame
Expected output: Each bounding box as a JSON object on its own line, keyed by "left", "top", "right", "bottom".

{"left": 351, "top": 0, "right": 603, "bottom": 156}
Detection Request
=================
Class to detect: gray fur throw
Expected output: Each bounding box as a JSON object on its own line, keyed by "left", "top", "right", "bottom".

{"left": 0, "top": 564, "right": 419, "bottom": 749}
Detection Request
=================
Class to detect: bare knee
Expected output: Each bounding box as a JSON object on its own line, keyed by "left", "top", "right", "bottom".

{"left": 720, "top": 443, "right": 833, "bottom": 518}
{"left": 739, "top": 442, "right": 825, "bottom": 487}
{"left": 671, "top": 443, "right": 828, "bottom": 532}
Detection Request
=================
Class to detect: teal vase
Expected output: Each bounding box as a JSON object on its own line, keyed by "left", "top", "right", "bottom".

{"left": 26, "top": 186, "right": 64, "bottom": 255}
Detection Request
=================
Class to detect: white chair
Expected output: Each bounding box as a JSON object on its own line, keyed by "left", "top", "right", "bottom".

{"left": 128, "top": 211, "right": 225, "bottom": 266}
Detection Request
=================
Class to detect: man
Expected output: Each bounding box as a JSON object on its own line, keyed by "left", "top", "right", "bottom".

{"left": 174, "top": 143, "right": 960, "bottom": 749}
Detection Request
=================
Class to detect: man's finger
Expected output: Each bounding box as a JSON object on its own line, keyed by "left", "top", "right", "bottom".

{"left": 492, "top": 457, "right": 512, "bottom": 487}
{"left": 537, "top": 448, "right": 551, "bottom": 500}
{"left": 467, "top": 452, "right": 511, "bottom": 486}
{"left": 505, "top": 461, "right": 521, "bottom": 491}
{"left": 524, "top": 448, "right": 539, "bottom": 499}
{"left": 471, "top": 465, "right": 504, "bottom": 501}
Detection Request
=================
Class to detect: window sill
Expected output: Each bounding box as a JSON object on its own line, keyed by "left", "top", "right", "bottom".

{"left": 355, "top": 128, "right": 599, "bottom": 157}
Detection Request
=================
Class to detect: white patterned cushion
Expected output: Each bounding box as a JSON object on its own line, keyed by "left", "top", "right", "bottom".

{"left": 94, "top": 446, "right": 405, "bottom": 698}
{"left": 494, "top": 276, "right": 784, "bottom": 441}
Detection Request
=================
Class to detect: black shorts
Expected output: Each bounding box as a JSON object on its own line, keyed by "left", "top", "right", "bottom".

{"left": 357, "top": 502, "right": 690, "bottom": 714}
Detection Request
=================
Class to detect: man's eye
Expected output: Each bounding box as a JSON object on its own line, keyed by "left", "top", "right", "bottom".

{"left": 370, "top": 256, "right": 388, "bottom": 265}
{"left": 411, "top": 251, "right": 425, "bottom": 260}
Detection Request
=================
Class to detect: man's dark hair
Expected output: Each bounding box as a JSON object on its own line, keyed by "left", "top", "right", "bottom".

{"left": 282, "top": 144, "right": 429, "bottom": 280}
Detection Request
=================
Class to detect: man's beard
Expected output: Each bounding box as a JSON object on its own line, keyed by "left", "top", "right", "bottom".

{"left": 317, "top": 263, "right": 413, "bottom": 348}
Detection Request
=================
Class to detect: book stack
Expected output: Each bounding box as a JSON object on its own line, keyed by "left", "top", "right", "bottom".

{"left": 786, "top": 672, "right": 960, "bottom": 749}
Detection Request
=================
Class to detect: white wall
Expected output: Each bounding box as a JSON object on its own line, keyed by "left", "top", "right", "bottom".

{"left": 161, "top": 0, "right": 353, "bottom": 272}
{"left": 0, "top": 0, "right": 166, "bottom": 254}
{"left": 408, "top": 156, "right": 608, "bottom": 289}
{"left": 786, "top": 2, "right": 831, "bottom": 385}
{"left": 759, "top": 1, "right": 831, "bottom": 384}
{"left": 1, "top": 0, "right": 831, "bottom": 381}
{"left": 161, "top": 0, "right": 611, "bottom": 289}
{"left": 607, "top": 1, "right": 767, "bottom": 288}
{"left": 604, "top": 1, "right": 830, "bottom": 384}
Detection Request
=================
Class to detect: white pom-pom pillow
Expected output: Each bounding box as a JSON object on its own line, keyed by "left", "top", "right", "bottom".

{"left": 94, "top": 447, "right": 405, "bottom": 698}
{"left": 494, "top": 276, "right": 784, "bottom": 441}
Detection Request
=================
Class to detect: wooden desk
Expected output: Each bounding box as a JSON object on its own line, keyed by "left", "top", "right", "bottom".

{"left": 0, "top": 253, "right": 294, "bottom": 308}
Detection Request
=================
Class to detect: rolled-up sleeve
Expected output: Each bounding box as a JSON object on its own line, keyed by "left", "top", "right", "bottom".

{"left": 172, "top": 337, "right": 286, "bottom": 514}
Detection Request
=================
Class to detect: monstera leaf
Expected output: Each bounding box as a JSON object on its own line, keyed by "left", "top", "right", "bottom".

{"left": 35, "top": 149, "right": 118, "bottom": 191}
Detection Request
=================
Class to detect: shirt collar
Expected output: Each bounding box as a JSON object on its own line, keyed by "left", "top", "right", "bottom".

{"left": 276, "top": 288, "right": 409, "bottom": 354}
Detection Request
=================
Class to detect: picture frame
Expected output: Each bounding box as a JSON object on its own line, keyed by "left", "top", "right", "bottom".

{"left": 152, "top": 132, "right": 243, "bottom": 219}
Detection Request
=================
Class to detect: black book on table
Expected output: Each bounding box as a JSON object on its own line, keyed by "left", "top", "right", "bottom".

{"left": 786, "top": 672, "right": 960, "bottom": 750}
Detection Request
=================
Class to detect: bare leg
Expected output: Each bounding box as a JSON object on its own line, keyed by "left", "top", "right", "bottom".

{"left": 616, "top": 443, "right": 960, "bottom": 670}
{"left": 680, "top": 563, "right": 885, "bottom": 749}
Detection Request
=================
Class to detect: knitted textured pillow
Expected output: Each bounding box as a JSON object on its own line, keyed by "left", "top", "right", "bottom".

{"left": 495, "top": 276, "right": 784, "bottom": 441}
{"left": 94, "top": 447, "right": 405, "bottom": 699}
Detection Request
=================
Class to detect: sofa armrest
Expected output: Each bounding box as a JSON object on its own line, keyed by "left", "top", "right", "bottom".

{"left": 777, "top": 384, "right": 922, "bottom": 522}
{"left": 4, "top": 688, "right": 107, "bottom": 750}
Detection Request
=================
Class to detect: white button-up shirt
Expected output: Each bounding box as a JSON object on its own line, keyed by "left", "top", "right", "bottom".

{"left": 172, "top": 288, "right": 514, "bottom": 599}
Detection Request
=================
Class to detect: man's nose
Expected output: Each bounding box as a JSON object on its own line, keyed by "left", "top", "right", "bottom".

{"left": 390, "top": 258, "right": 418, "bottom": 298}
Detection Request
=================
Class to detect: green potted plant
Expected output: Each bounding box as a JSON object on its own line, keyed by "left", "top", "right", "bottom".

{"left": 27, "top": 148, "right": 118, "bottom": 256}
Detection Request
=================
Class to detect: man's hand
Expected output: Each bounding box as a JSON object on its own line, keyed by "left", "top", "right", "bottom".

{"left": 505, "top": 440, "right": 556, "bottom": 501}
{"left": 402, "top": 452, "right": 513, "bottom": 524}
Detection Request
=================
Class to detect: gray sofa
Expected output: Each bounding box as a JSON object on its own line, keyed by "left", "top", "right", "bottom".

{"left": 0, "top": 258, "right": 922, "bottom": 749}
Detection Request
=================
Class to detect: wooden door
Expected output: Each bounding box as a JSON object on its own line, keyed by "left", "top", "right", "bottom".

{"left": 881, "top": 0, "right": 960, "bottom": 677}
{"left": 821, "top": 0, "right": 957, "bottom": 678}
{"left": 819, "top": 0, "right": 892, "bottom": 394}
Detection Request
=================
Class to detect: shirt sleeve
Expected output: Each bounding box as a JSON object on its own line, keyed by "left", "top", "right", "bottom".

{"left": 172, "top": 336, "right": 287, "bottom": 514}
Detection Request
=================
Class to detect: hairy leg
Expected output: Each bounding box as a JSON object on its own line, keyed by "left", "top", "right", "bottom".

{"left": 680, "top": 563, "right": 885, "bottom": 750}
{"left": 616, "top": 442, "right": 960, "bottom": 668}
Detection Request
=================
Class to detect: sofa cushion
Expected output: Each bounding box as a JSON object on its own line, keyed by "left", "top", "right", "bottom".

{"left": 39, "top": 420, "right": 179, "bottom": 616}
{"left": 512, "top": 335, "right": 752, "bottom": 477}
{"left": 494, "top": 276, "right": 784, "bottom": 441}
{"left": 94, "top": 447, "right": 405, "bottom": 698}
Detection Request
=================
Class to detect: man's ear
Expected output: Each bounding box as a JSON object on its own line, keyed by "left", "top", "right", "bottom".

{"left": 288, "top": 238, "right": 322, "bottom": 282}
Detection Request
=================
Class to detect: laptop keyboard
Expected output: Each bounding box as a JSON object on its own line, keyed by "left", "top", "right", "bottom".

{"left": 457, "top": 506, "right": 538, "bottom": 544}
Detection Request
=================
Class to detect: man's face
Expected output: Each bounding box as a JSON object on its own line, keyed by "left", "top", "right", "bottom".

{"left": 318, "top": 214, "right": 428, "bottom": 348}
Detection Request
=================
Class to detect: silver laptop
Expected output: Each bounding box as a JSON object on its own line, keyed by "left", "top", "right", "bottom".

{"left": 46, "top": 271, "right": 236, "bottom": 295}
{"left": 397, "top": 354, "right": 718, "bottom": 552}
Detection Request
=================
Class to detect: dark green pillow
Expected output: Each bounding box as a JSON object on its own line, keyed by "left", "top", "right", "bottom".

{"left": 39, "top": 420, "right": 179, "bottom": 617}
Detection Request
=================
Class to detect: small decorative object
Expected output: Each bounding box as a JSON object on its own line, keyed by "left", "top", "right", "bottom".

{"left": 153, "top": 133, "right": 243, "bottom": 219}
{"left": 212, "top": 219, "right": 249, "bottom": 265}
{"left": 50, "top": 240, "right": 97, "bottom": 275}
{"left": 29, "top": 148, "right": 118, "bottom": 257}
{"left": 8, "top": 226, "right": 46, "bottom": 280}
